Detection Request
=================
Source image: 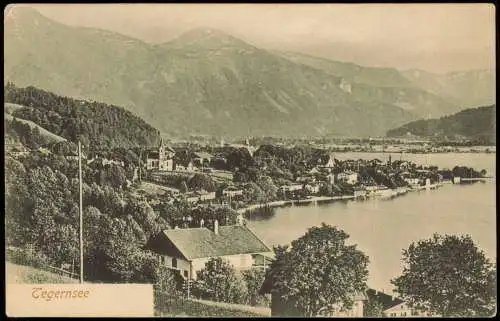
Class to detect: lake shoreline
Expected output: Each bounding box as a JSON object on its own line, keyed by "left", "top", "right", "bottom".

{"left": 237, "top": 182, "right": 448, "bottom": 215}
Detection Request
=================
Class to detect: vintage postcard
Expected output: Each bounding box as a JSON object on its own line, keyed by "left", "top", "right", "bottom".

{"left": 4, "top": 3, "right": 496, "bottom": 317}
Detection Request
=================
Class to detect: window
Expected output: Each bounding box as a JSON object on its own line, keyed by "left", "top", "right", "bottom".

{"left": 390, "top": 313, "right": 396, "bottom": 317}
{"left": 172, "top": 258, "right": 178, "bottom": 268}
{"left": 184, "top": 270, "right": 188, "bottom": 278}
{"left": 401, "top": 312, "right": 407, "bottom": 317}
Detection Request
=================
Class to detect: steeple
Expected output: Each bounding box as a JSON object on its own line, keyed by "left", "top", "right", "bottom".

{"left": 159, "top": 137, "right": 164, "bottom": 161}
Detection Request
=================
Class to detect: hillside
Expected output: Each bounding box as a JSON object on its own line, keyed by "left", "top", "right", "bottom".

{"left": 277, "top": 51, "right": 494, "bottom": 118}
{"left": 4, "top": 84, "right": 160, "bottom": 148}
{"left": 5, "top": 6, "right": 492, "bottom": 138}
{"left": 387, "top": 105, "right": 496, "bottom": 144}
{"left": 401, "top": 69, "right": 496, "bottom": 108}
{"left": 5, "top": 110, "right": 67, "bottom": 144}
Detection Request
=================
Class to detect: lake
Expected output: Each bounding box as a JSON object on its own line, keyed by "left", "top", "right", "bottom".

{"left": 246, "top": 152, "right": 496, "bottom": 294}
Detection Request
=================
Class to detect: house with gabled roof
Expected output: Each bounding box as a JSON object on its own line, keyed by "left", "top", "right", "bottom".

{"left": 146, "top": 221, "right": 273, "bottom": 280}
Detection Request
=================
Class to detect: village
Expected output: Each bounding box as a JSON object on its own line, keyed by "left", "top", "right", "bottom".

{"left": 5, "top": 137, "right": 491, "bottom": 317}
{"left": 128, "top": 138, "right": 483, "bottom": 210}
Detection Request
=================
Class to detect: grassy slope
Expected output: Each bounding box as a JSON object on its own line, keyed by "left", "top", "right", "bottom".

{"left": 5, "top": 103, "right": 67, "bottom": 144}
{"left": 154, "top": 292, "right": 270, "bottom": 317}
{"left": 5, "top": 262, "right": 78, "bottom": 284}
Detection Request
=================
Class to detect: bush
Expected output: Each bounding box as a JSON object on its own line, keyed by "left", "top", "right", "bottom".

{"left": 7, "top": 246, "right": 51, "bottom": 269}
{"left": 192, "top": 258, "right": 248, "bottom": 304}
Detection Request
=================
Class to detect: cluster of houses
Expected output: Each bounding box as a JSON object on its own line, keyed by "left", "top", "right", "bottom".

{"left": 274, "top": 154, "right": 443, "bottom": 200}
{"left": 144, "top": 137, "right": 447, "bottom": 206}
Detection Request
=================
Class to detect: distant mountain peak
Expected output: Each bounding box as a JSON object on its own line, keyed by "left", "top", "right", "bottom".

{"left": 5, "top": 5, "right": 44, "bottom": 23}
{"left": 164, "top": 26, "right": 253, "bottom": 51}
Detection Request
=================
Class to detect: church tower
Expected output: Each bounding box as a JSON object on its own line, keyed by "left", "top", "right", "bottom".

{"left": 158, "top": 137, "right": 165, "bottom": 167}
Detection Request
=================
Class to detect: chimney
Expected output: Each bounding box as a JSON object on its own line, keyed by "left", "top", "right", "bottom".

{"left": 214, "top": 219, "right": 219, "bottom": 235}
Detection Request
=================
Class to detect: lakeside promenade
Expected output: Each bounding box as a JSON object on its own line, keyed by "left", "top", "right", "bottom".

{"left": 236, "top": 183, "right": 449, "bottom": 215}
{"left": 237, "top": 195, "right": 355, "bottom": 214}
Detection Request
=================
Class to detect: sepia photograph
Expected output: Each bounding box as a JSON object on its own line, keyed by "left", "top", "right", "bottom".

{"left": 4, "top": 3, "right": 496, "bottom": 317}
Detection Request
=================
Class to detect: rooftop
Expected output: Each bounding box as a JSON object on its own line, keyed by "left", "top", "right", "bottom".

{"left": 152, "top": 225, "right": 272, "bottom": 260}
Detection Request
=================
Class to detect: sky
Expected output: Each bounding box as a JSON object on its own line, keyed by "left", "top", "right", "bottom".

{"left": 19, "top": 3, "right": 497, "bottom": 73}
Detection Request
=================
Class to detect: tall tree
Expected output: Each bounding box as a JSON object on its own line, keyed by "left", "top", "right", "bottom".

{"left": 391, "top": 234, "right": 496, "bottom": 317}
{"left": 261, "top": 223, "right": 369, "bottom": 316}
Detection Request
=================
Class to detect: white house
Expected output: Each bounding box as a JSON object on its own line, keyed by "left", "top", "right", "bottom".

{"left": 147, "top": 222, "right": 273, "bottom": 280}
{"left": 304, "top": 183, "right": 320, "bottom": 195}
{"left": 186, "top": 191, "right": 217, "bottom": 203}
{"left": 222, "top": 188, "right": 244, "bottom": 197}
{"left": 337, "top": 171, "right": 359, "bottom": 185}
{"left": 383, "top": 301, "right": 435, "bottom": 317}
{"left": 175, "top": 161, "right": 194, "bottom": 172}
{"left": 280, "top": 184, "right": 303, "bottom": 192}
{"left": 404, "top": 177, "right": 420, "bottom": 185}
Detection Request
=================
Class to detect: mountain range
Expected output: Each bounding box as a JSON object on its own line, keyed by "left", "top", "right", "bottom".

{"left": 4, "top": 7, "right": 496, "bottom": 138}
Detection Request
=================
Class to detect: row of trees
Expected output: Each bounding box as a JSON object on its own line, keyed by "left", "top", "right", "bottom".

{"left": 183, "top": 224, "right": 496, "bottom": 317}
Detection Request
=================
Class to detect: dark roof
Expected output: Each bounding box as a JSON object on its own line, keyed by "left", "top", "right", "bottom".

{"left": 152, "top": 225, "right": 272, "bottom": 260}
{"left": 148, "top": 151, "right": 159, "bottom": 159}
{"left": 366, "top": 288, "right": 404, "bottom": 310}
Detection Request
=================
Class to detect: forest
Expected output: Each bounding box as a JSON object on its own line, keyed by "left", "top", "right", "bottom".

{"left": 4, "top": 83, "right": 160, "bottom": 149}
{"left": 387, "top": 105, "right": 496, "bottom": 145}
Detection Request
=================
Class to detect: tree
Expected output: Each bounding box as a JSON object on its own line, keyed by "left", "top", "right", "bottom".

{"left": 192, "top": 257, "right": 248, "bottom": 304}
{"left": 256, "top": 175, "right": 277, "bottom": 202}
{"left": 242, "top": 268, "right": 270, "bottom": 307}
{"left": 320, "top": 182, "right": 334, "bottom": 196}
{"left": 179, "top": 180, "right": 189, "bottom": 194}
{"left": 364, "top": 298, "right": 384, "bottom": 317}
{"left": 154, "top": 266, "right": 182, "bottom": 295}
{"left": 243, "top": 182, "right": 265, "bottom": 204}
{"left": 391, "top": 234, "right": 496, "bottom": 317}
{"left": 187, "top": 173, "right": 216, "bottom": 192}
{"left": 262, "top": 223, "right": 369, "bottom": 316}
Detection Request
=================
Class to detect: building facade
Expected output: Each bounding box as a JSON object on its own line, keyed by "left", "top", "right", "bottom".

{"left": 146, "top": 138, "right": 175, "bottom": 171}
{"left": 147, "top": 222, "right": 273, "bottom": 280}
